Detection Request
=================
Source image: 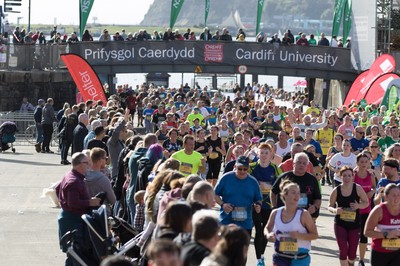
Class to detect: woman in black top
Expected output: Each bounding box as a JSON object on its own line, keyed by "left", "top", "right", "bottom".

{"left": 328, "top": 166, "right": 369, "bottom": 266}
{"left": 206, "top": 125, "right": 226, "bottom": 187}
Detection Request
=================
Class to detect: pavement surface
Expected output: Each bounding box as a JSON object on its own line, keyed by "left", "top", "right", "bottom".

{"left": 0, "top": 145, "right": 372, "bottom": 265}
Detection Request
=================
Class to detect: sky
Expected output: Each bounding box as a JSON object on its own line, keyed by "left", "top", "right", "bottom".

{"left": 4, "top": 0, "right": 155, "bottom": 26}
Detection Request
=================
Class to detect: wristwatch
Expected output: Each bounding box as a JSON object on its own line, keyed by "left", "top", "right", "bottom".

{"left": 383, "top": 231, "right": 388, "bottom": 239}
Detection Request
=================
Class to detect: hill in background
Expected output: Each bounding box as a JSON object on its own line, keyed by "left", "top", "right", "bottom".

{"left": 141, "top": 0, "right": 335, "bottom": 36}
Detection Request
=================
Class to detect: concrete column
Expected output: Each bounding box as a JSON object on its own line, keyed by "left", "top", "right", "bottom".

{"left": 108, "top": 74, "right": 116, "bottom": 95}
{"left": 240, "top": 74, "right": 245, "bottom": 91}
{"left": 212, "top": 74, "right": 217, "bottom": 90}
{"left": 252, "top": 74, "right": 258, "bottom": 84}
{"left": 278, "top": 75, "right": 284, "bottom": 88}
{"left": 308, "top": 78, "right": 316, "bottom": 102}
{"left": 322, "top": 80, "right": 330, "bottom": 109}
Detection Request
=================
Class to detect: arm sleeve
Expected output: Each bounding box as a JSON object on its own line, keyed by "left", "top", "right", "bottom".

{"left": 109, "top": 120, "right": 126, "bottom": 145}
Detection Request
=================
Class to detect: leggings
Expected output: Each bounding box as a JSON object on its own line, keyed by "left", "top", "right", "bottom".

{"left": 334, "top": 223, "right": 360, "bottom": 261}
{"left": 359, "top": 213, "right": 369, "bottom": 244}
{"left": 253, "top": 208, "right": 272, "bottom": 259}
{"left": 371, "top": 249, "right": 400, "bottom": 266}
{"left": 207, "top": 158, "right": 222, "bottom": 180}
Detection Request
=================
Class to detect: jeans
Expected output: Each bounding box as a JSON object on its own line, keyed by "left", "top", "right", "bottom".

{"left": 35, "top": 123, "right": 43, "bottom": 144}
{"left": 61, "top": 139, "right": 72, "bottom": 161}
{"left": 126, "top": 187, "right": 136, "bottom": 226}
{"left": 42, "top": 123, "right": 53, "bottom": 151}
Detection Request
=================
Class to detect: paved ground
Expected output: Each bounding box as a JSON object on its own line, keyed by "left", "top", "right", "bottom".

{"left": 0, "top": 145, "right": 371, "bottom": 265}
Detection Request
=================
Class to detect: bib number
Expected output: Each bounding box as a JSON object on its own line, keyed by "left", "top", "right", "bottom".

{"left": 232, "top": 207, "right": 247, "bottom": 221}
{"left": 279, "top": 236, "right": 298, "bottom": 254}
{"left": 180, "top": 162, "right": 193, "bottom": 175}
{"left": 209, "top": 152, "right": 219, "bottom": 159}
{"left": 340, "top": 208, "right": 356, "bottom": 222}
{"left": 382, "top": 238, "right": 400, "bottom": 250}
{"left": 259, "top": 181, "right": 272, "bottom": 194}
{"left": 298, "top": 193, "right": 308, "bottom": 208}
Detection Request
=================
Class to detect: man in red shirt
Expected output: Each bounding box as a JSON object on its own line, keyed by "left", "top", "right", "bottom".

{"left": 56, "top": 152, "right": 101, "bottom": 265}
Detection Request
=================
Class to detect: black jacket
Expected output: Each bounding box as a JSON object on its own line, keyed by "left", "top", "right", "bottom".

{"left": 72, "top": 122, "right": 88, "bottom": 153}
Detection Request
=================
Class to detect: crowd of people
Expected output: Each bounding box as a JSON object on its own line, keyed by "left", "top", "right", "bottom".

{"left": 26, "top": 80, "right": 400, "bottom": 266}
{"left": 9, "top": 25, "right": 349, "bottom": 48}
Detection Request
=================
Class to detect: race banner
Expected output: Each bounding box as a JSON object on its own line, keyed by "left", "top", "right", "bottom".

{"left": 256, "top": 0, "right": 265, "bottom": 35}
{"left": 61, "top": 53, "right": 107, "bottom": 103}
{"left": 68, "top": 41, "right": 352, "bottom": 72}
{"left": 204, "top": 0, "right": 210, "bottom": 27}
{"left": 80, "top": 0, "right": 95, "bottom": 36}
{"left": 332, "top": 0, "right": 346, "bottom": 37}
{"left": 342, "top": 0, "right": 352, "bottom": 42}
{"left": 170, "top": 0, "right": 185, "bottom": 29}
{"left": 344, "top": 54, "right": 396, "bottom": 105}
{"left": 364, "top": 73, "right": 399, "bottom": 105}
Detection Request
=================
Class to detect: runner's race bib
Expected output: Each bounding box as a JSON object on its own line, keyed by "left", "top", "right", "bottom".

{"left": 180, "top": 162, "right": 193, "bottom": 175}
{"left": 279, "top": 235, "right": 298, "bottom": 254}
{"left": 298, "top": 193, "right": 308, "bottom": 208}
{"left": 382, "top": 238, "right": 400, "bottom": 250}
{"left": 232, "top": 207, "right": 247, "bottom": 221}
{"left": 209, "top": 152, "right": 219, "bottom": 159}
{"left": 259, "top": 181, "right": 272, "bottom": 194}
{"left": 146, "top": 115, "right": 151, "bottom": 121}
{"left": 340, "top": 208, "right": 356, "bottom": 222}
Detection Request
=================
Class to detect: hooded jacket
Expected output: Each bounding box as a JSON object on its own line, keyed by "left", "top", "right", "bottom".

{"left": 85, "top": 170, "right": 116, "bottom": 205}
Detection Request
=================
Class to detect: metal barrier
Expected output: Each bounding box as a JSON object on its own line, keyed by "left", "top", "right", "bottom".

{"left": 0, "top": 111, "right": 35, "bottom": 145}
{"left": 0, "top": 111, "right": 58, "bottom": 146}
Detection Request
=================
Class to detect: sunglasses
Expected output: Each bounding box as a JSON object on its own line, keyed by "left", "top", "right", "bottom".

{"left": 370, "top": 146, "right": 378, "bottom": 148}
{"left": 237, "top": 167, "right": 248, "bottom": 171}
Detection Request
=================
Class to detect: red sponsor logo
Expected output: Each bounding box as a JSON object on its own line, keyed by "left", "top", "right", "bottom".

{"left": 204, "top": 43, "right": 223, "bottom": 62}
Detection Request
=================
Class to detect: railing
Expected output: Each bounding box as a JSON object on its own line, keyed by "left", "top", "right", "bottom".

{"left": 0, "top": 111, "right": 58, "bottom": 146}
{"left": 0, "top": 43, "right": 68, "bottom": 71}
{"left": 0, "top": 41, "right": 354, "bottom": 73}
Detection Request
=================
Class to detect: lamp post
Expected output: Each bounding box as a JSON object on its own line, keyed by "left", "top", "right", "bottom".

{"left": 27, "top": 0, "right": 30, "bottom": 32}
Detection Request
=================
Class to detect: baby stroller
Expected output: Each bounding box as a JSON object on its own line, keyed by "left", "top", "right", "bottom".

{"left": 0, "top": 121, "right": 17, "bottom": 153}
{"left": 60, "top": 205, "right": 143, "bottom": 266}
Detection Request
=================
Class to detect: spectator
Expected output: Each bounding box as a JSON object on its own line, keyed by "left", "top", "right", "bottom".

{"left": 236, "top": 28, "right": 246, "bottom": 40}
{"left": 147, "top": 239, "right": 183, "bottom": 266}
{"left": 181, "top": 209, "right": 219, "bottom": 266}
{"left": 318, "top": 32, "right": 330, "bottom": 46}
{"left": 85, "top": 147, "right": 116, "bottom": 206}
{"left": 56, "top": 152, "right": 101, "bottom": 265}
{"left": 41, "top": 98, "right": 57, "bottom": 153}
{"left": 296, "top": 33, "right": 309, "bottom": 46}
{"left": 99, "top": 29, "right": 111, "bottom": 41}
{"left": 34, "top": 99, "right": 45, "bottom": 152}
{"left": 163, "top": 28, "right": 175, "bottom": 41}
{"left": 212, "top": 30, "right": 220, "bottom": 41}
{"left": 20, "top": 96, "right": 35, "bottom": 112}
{"left": 200, "top": 225, "right": 250, "bottom": 266}
{"left": 72, "top": 113, "right": 89, "bottom": 154}
{"left": 199, "top": 27, "right": 212, "bottom": 41}
{"left": 308, "top": 34, "right": 317, "bottom": 46}
{"left": 268, "top": 33, "right": 281, "bottom": 44}
{"left": 67, "top": 32, "right": 79, "bottom": 43}
{"left": 183, "top": 28, "right": 191, "bottom": 40}
{"left": 81, "top": 30, "right": 93, "bottom": 41}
